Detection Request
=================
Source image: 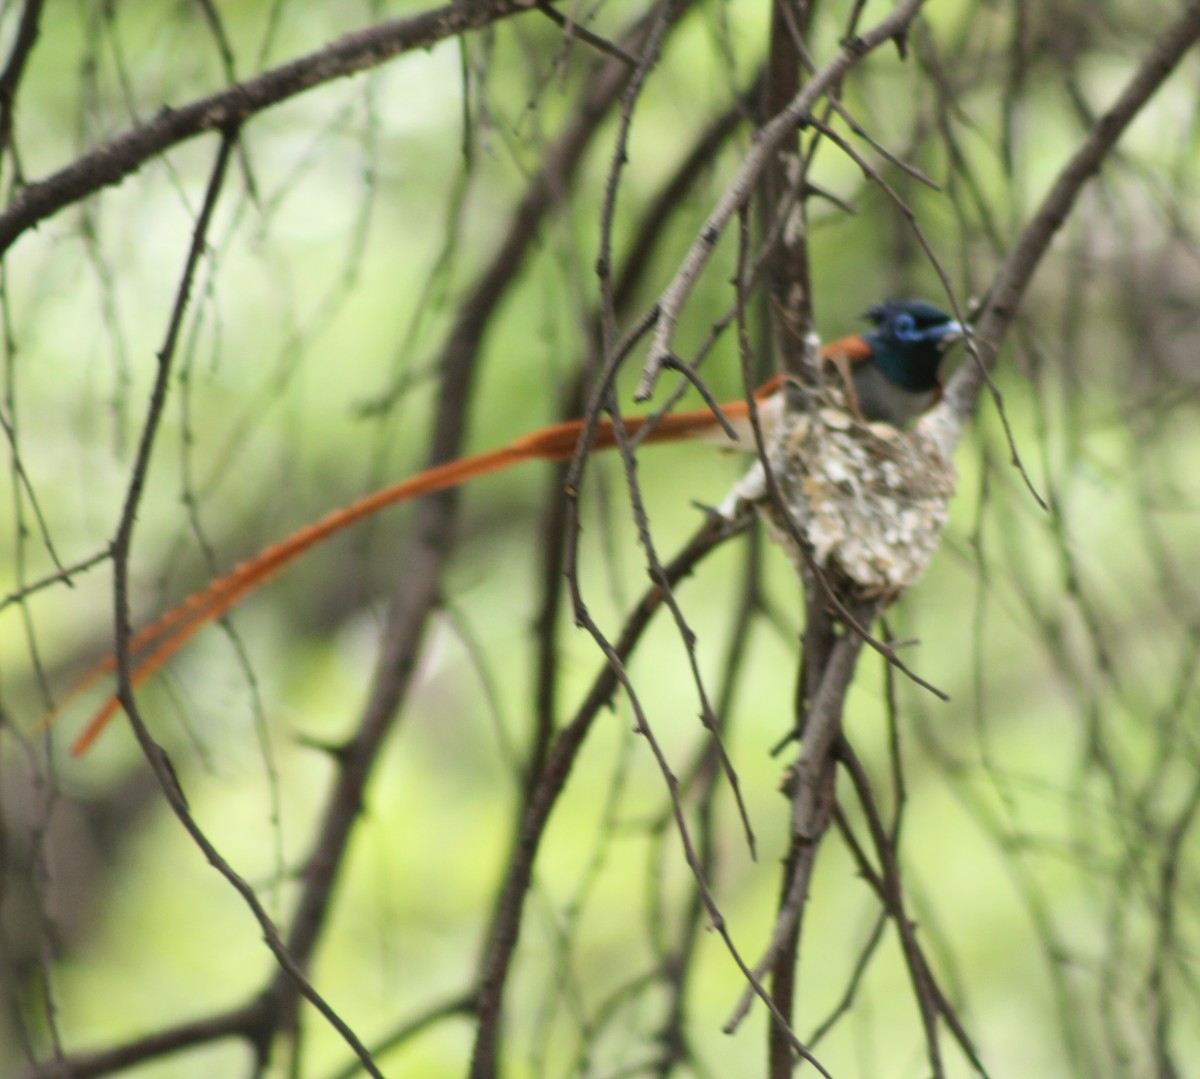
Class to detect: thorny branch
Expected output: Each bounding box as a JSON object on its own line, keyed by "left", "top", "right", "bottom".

{"left": 0, "top": 0, "right": 538, "bottom": 255}
{"left": 8, "top": 2, "right": 1200, "bottom": 1077}
{"left": 637, "top": 0, "right": 927, "bottom": 399}
{"left": 102, "top": 129, "right": 383, "bottom": 1078}
{"left": 732, "top": 6, "right": 1200, "bottom": 1077}
{"left": 943, "top": 1, "right": 1200, "bottom": 435}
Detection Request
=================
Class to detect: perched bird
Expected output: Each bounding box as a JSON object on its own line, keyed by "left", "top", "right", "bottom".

{"left": 57, "top": 299, "right": 964, "bottom": 755}
{"left": 848, "top": 300, "right": 964, "bottom": 427}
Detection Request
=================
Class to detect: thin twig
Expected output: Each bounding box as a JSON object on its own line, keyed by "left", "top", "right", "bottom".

{"left": 943, "top": 2, "right": 1200, "bottom": 435}
{"left": 0, "top": 549, "right": 109, "bottom": 615}
{"left": 0, "top": 0, "right": 537, "bottom": 255}
{"left": 637, "top": 0, "right": 927, "bottom": 400}
{"left": 471, "top": 511, "right": 763, "bottom": 1078}
{"left": 103, "top": 130, "right": 383, "bottom": 1079}
{"left": 838, "top": 737, "right": 990, "bottom": 1076}
{"left": 533, "top": 0, "right": 639, "bottom": 66}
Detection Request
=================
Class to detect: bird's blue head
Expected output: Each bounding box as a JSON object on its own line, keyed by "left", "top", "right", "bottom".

{"left": 862, "top": 300, "right": 964, "bottom": 392}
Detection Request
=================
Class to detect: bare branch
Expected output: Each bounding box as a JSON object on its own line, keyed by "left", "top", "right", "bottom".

{"left": 637, "top": 0, "right": 926, "bottom": 400}
{"left": 0, "top": 0, "right": 537, "bottom": 255}
{"left": 943, "top": 2, "right": 1200, "bottom": 433}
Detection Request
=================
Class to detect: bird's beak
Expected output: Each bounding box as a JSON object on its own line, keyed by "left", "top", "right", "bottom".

{"left": 936, "top": 321, "right": 967, "bottom": 346}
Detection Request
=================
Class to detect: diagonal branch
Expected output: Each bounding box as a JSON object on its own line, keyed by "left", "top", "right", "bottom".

{"left": 273, "top": 16, "right": 650, "bottom": 984}
{"left": 0, "top": 0, "right": 539, "bottom": 255}
{"left": 636, "top": 0, "right": 926, "bottom": 400}
{"left": 103, "top": 129, "right": 383, "bottom": 1079}
{"left": 942, "top": 1, "right": 1200, "bottom": 435}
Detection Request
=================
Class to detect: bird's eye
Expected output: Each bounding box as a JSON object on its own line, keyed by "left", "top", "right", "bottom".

{"left": 893, "top": 312, "right": 919, "bottom": 341}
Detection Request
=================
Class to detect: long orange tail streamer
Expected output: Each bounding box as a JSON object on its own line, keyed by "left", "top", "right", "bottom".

{"left": 62, "top": 381, "right": 796, "bottom": 755}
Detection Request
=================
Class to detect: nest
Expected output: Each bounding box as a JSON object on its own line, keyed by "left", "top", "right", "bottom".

{"left": 726, "top": 394, "right": 958, "bottom": 595}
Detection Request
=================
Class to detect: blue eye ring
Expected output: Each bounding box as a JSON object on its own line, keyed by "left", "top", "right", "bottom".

{"left": 893, "top": 312, "right": 920, "bottom": 341}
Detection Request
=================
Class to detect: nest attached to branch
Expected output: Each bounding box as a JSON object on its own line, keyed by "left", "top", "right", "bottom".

{"left": 726, "top": 392, "right": 958, "bottom": 596}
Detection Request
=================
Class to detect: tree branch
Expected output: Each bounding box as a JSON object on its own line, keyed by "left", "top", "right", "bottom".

{"left": 0, "top": 0, "right": 537, "bottom": 255}
{"left": 636, "top": 0, "right": 926, "bottom": 400}
{"left": 943, "top": 1, "right": 1200, "bottom": 434}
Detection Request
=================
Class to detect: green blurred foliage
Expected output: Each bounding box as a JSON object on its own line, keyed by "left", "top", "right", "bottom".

{"left": 2, "top": 0, "right": 1199, "bottom": 1077}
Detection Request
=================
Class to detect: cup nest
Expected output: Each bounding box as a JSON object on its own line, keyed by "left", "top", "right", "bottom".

{"left": 726, "top": 391, "right": 958, "bottom": 596}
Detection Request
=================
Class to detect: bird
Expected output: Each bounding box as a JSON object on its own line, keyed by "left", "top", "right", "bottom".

{"left": 848, "top": 299, "right": 965, "bottom": 427}
{"left": 56, "top": 299, "right": 964, "bottom": 755}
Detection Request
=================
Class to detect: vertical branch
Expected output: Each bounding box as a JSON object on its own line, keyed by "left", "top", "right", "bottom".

{"left": 759, "top": 5, "right": 817, "bottom": 1074}
{"left": 761, "top": 0, "right": 816, "bottom": 394}
{"left": 768, "top": 597, "right": 881, "bottom": 1079}
{"left": 0, "top": 0, "right": 43, "bottom": 174}
{"left": 527, "top": 84, "right": 754, "bottom": 784}
{"left": 104, "top": 130, "right": 384, "bottom": 1078}
{"left": 469, "top": 515, "right": 750, "bottom": 1079}
{"left": 273, "top": 18, "right": 647, "bottom": 1025}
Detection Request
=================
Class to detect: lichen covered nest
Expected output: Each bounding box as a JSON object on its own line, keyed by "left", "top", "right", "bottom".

{"left": 725, "top": 399, "right": 958, "bottom": 594}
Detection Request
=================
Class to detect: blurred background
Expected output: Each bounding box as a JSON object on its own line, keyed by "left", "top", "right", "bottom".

{"left": 2, "top": 1, "right": 1199, "bottom": 1076}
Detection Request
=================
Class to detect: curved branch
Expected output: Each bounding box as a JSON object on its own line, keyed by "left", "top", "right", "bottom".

{"left": 636, "top": 0, "right": 926, "bottom": 400}
{"left": 0, "top": 0, "right": 535, "bottom": 255}
{"left": 103, "top": 131, "right": 382, "bottom": 1078}
{"left": 0, "top": 0, "right": 44, "bottom": 167}
{"left": 267, "top": 5, "right": 653, "bottom": 1022}
{"left": 942, "top": 2, "right": 1200, "bottom": 433}
{"left": 12, "top": 997, "right": 275, "bottom": 1079}
{"left": 470, "top": 510, "right": 755, "bottom": 1079}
